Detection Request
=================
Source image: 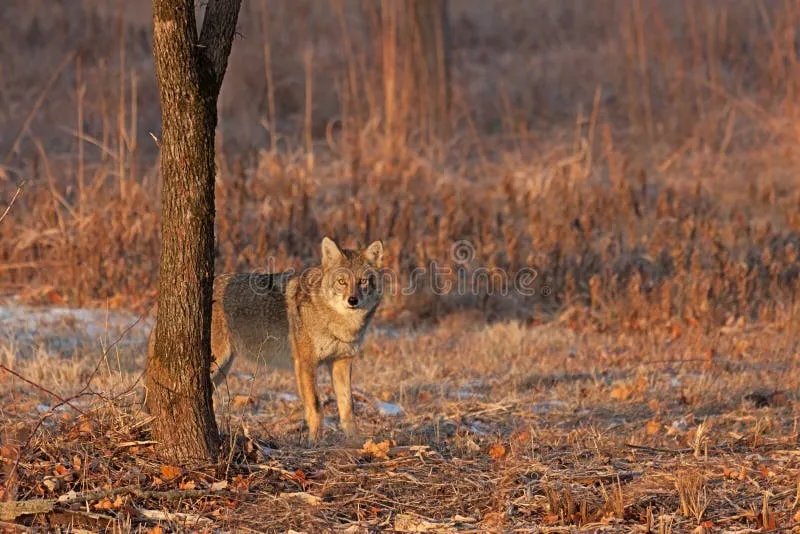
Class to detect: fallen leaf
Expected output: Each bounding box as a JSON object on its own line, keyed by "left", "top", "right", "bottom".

{"left": 610, "top": 382, "right": 633, "bottom": 401}
{"left": 395, "top": 512, "right": 455, "bottom": 532}
{"left": 290, "top": 469, "right": 308, "bottom": 488}
{"left": 147, "top": 527, "right": 164, "bottom": 534}
{"left": 232, "top": 395, "right": 253, "bottom": 407}
{"left": 231, "top": 474, "right": 250, "bottom": 492}
{"left": 279, "top": 492, "right": 322, "bottom": 506}
{"left": 361, "top": 439, "right": 392, "bottom": 460}
{"left": 488, "top": 443, "right": 507, "bottom": 460}
{"left": 757, "top": 464, "right": 774, "bottom": 479}
{"left": 646, "top": 420, "right": 661, "bottom": 435}
{"left": 210, "top": 480, "right": 228, "bottom": 491}
{"left": 481, "top": 511, "right": 505, "bottom": 527}
{"left": 541, "top": 513, "right": 559, "bottom": 525}
{"left": 416, "top": 390, "right": 433, "bottom": 403}
{"left": 160, "top": 465, "right": 182, "bottom": 481}
{"left": 179, "top": 479, "right": 196, "bottom": 490}
{"left": 94, "top": 498, "right": 113, "bottom": 510}
{"left": 513, "top": 430, "right": 532, "bottom": 443}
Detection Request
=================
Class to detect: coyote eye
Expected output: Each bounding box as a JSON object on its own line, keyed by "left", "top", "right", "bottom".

{"left": 336, "top": 278, "right": 347, "bottom": 286}
{"left": 358, "top": 278, "right": 369, "bottom": 288}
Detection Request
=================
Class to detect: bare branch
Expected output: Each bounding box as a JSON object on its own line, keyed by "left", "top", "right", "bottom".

{"left": 198, "top": 0, "right": 243, "bottom": 94}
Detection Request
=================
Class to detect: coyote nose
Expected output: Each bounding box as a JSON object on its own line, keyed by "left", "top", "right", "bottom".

{"left": 347, "top": 296, "right": 359, "bottom": 306}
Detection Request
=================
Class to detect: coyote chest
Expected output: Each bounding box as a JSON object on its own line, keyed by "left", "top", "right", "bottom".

{"left": 309, "top": 328, "right": 365, "bottom": 362}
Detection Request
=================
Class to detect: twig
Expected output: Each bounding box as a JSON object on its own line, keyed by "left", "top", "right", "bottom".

{"left": 624, "top": 443, "right": 693, "bottom": 454}
{"left": 0, "top": 485, "right": 231, "bottom": 521}
{"left": 0, "top": 364, "right": 86, "bottom": 415}
{"left": 0, "top": 181, "right": 25, "bottom": 225}
{"left": 58, "top": 485, "right": 229, "bottom": 503}
{"left": 137, "top": 508, "right": 213, "bottom": 525}
{"left": 0, "top": 519, "right": 34, "bottom": 532}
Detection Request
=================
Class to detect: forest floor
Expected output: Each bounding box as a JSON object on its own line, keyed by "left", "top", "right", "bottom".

{"left": 1, "top": 304, "right": 798, "bottom": 532}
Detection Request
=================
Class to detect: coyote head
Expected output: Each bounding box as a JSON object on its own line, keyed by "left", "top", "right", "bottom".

{"left": 316, "top": 236, "right": 384, "bottom": 315}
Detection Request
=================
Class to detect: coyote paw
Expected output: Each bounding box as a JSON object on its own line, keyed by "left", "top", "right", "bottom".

{"left": 306, "top": 421, "right": 323, "bottom": 445}
{"left": 341, "top": 421, "right": 360, "bottom": 440}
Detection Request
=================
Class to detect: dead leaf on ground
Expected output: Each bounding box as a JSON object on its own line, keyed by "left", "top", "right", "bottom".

{"left": 232, "top": 395, "right": 253, "bottom": 408}
{"left": 480, "top": 511, "right": 505, "bottom": 528}
{"left": 394, "top": 513, "right": 455, "bottom": 532}
{"left": 210, "top": 480, "right": 228, "bottom": 492}
{"left": 610, "top": 382, "right": 634, "bottom": 401}
{"left": 93, "top": 495, "right": 123, "bottom": 510}
{"left": 646, "top": 420, "right": 661, "bottom": 435}
{"left": 513, "top": 430, "right": 532, "bottom": 443}
{"left": 160, "top": 464, "right": 182, "bottom": 481}
{"left": 488, "top": 443, "right": 507, "bottom": 460}
{"left": 279, "top": 492, "right": 322, "bottom": 507}
{"left": 361, "top": 439, "right": 392, "bottom": 460}
{"left": 231, "top": 474, "right": 250, "bottom": 492}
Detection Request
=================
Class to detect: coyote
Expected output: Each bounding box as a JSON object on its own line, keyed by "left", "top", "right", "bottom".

{"left": 169, "top": 237, "right": 384, "bottom": 442}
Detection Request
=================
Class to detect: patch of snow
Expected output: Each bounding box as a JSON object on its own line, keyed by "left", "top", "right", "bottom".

{"left": 0, "top": 304, "right": 151, "bottom": 357}
{"left": 275, "top": 392, "right": 299, "bottom": 403}
{"left": 375, "top": 401, "right": 404, "bottom": 416}
{"left": 468, "top": 420, "right": 492, "bottom": 436}
{"left": 258, "top": 444, "right": 280, "bottom": 457}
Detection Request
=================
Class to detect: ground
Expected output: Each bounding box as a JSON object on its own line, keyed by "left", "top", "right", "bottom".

{"left": 1, "top": 305, "right": 798, "bottom": 532}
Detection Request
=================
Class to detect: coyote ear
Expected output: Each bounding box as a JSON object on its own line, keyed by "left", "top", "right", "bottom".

{"left": 321, "top": 236, "right": 343, "bottom": 266}
{"left": 363, "top": 240, "right": 384, "bottom": 267}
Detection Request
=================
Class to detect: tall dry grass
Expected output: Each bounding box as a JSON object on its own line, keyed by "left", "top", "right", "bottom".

{"left": 1, "top": 0, "right": 800, "bottom": 336}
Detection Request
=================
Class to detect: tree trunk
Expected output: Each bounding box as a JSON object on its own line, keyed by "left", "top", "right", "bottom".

{"left": 381, "top": 0, "right": 452, "bottom": 143}
{"left": 146, "top": 0, "right": 241, "bottom": 463}
{"left": 409, "top": 0, "right": 452, "bottom": 138}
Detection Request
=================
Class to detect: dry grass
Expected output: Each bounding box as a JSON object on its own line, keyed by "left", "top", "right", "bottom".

{"left": 1, "top": 0, "right": 800, "bottom": 532}
{"left": 1, "top": 320, "right": 798, "bottom": 531}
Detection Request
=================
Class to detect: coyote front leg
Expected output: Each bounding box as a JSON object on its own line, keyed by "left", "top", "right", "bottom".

{"left": 330, "top": 358, "right": 357, "bottom": 439}
{"left": 294, "top": 353, "right": 322, "bottom": 442}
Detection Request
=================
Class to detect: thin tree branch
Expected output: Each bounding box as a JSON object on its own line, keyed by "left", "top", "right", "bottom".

{"left": 198, "top": 0, "right": 243, "bottom": 94}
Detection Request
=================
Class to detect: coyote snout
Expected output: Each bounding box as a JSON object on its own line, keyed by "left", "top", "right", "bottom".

{"left": 148, "top": 236, "right": 385, "bottom": 444}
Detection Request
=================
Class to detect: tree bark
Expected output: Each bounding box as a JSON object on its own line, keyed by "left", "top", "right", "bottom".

{"left": 146, "top": 0, "right": 241, "bottom": 463}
